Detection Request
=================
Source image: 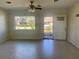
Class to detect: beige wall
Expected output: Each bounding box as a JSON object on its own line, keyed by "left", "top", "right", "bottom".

{"left": 8, "top": 10, "right": 43, "bottom": 40}
{"left": 8, "top": 8, "right": 67, "bottom": 40}
{"left": 0, "top": 9, "right": 8, "bottom": 43}
{"left": 68, "top": 3, "right": 79, "bottom": 48}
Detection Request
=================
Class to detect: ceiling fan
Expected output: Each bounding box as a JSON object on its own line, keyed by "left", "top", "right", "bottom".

{"left": 27, "top": 0, "right": 58, "bottom": 12}
{"left": 28, "top": 0, "right": 42, "bottom": 12}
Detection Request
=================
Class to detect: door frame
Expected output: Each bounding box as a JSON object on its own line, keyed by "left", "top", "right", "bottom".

{"left": 43, "top": 16, "right": 54, "bottom": 39}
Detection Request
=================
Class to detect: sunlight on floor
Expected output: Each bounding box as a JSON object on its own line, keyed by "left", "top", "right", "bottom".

{"left": 42, "top": 40, "right": 54, "bottom": 58}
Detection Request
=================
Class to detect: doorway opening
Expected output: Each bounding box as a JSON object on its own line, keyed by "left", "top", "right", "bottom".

{"left": 44, "top": 17, "right": 53, "bottom": 39}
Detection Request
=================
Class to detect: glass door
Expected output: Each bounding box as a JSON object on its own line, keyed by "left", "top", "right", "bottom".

{"left": 44, "top": 17, "right": 53, "bottom": 39}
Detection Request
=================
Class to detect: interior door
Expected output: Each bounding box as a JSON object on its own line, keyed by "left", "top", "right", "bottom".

{"left": 54, "top": 15, "right": 67, "bottom": 40}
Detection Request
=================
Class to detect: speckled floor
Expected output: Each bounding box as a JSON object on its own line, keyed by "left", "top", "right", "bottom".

{"left": 0, "top": 40, "right": 79, "bottom": 59}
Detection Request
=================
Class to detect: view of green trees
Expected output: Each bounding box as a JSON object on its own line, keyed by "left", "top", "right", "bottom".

{"left": 15, "top": 16, "right": 35, "bottom": 30}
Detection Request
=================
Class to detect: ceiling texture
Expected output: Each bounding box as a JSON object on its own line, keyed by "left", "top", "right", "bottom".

{"left": 0, "top": 0, "right": 78, "bottom": 9}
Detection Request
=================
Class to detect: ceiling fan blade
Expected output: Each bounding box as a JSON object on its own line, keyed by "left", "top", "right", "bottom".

{"left": 35, "top": 7, "right": 42, "bottom": 10}
{"left": 37, "top": 5, "right": 41, "bottom": 7}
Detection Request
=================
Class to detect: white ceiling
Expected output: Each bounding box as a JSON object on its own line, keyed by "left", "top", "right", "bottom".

{"left": 0, "top": 0, "right": 78, "bottom": 9}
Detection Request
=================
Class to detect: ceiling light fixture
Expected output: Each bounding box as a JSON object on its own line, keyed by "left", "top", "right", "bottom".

{"left": 28, "top": 8, "right": 35, "bottom": 13}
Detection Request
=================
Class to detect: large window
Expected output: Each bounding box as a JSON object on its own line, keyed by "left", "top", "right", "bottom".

{"left": 15, "top": 16, "right": 35, "bottom": 30}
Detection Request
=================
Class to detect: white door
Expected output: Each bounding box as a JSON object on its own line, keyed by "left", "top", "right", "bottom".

{"left": 54, "top": 15, "right": 67, "bottom": 40}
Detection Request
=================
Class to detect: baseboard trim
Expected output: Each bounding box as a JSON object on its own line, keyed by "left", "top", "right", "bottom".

{"left": 8, "top": 39, "right": 42, "bottom": 41}
{"left": 68, "top": 40, "right": 79, "bottom": 48}
{"left": 0, "top": 39, "right": 9, "bottom": 44}
{"left": 55, "top": 39, "right": 66, "bottom": 41}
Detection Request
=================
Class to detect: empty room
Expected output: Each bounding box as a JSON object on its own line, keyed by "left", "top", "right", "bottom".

{"left": 0, "top": 0, "right": 79, "bottom": 59}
